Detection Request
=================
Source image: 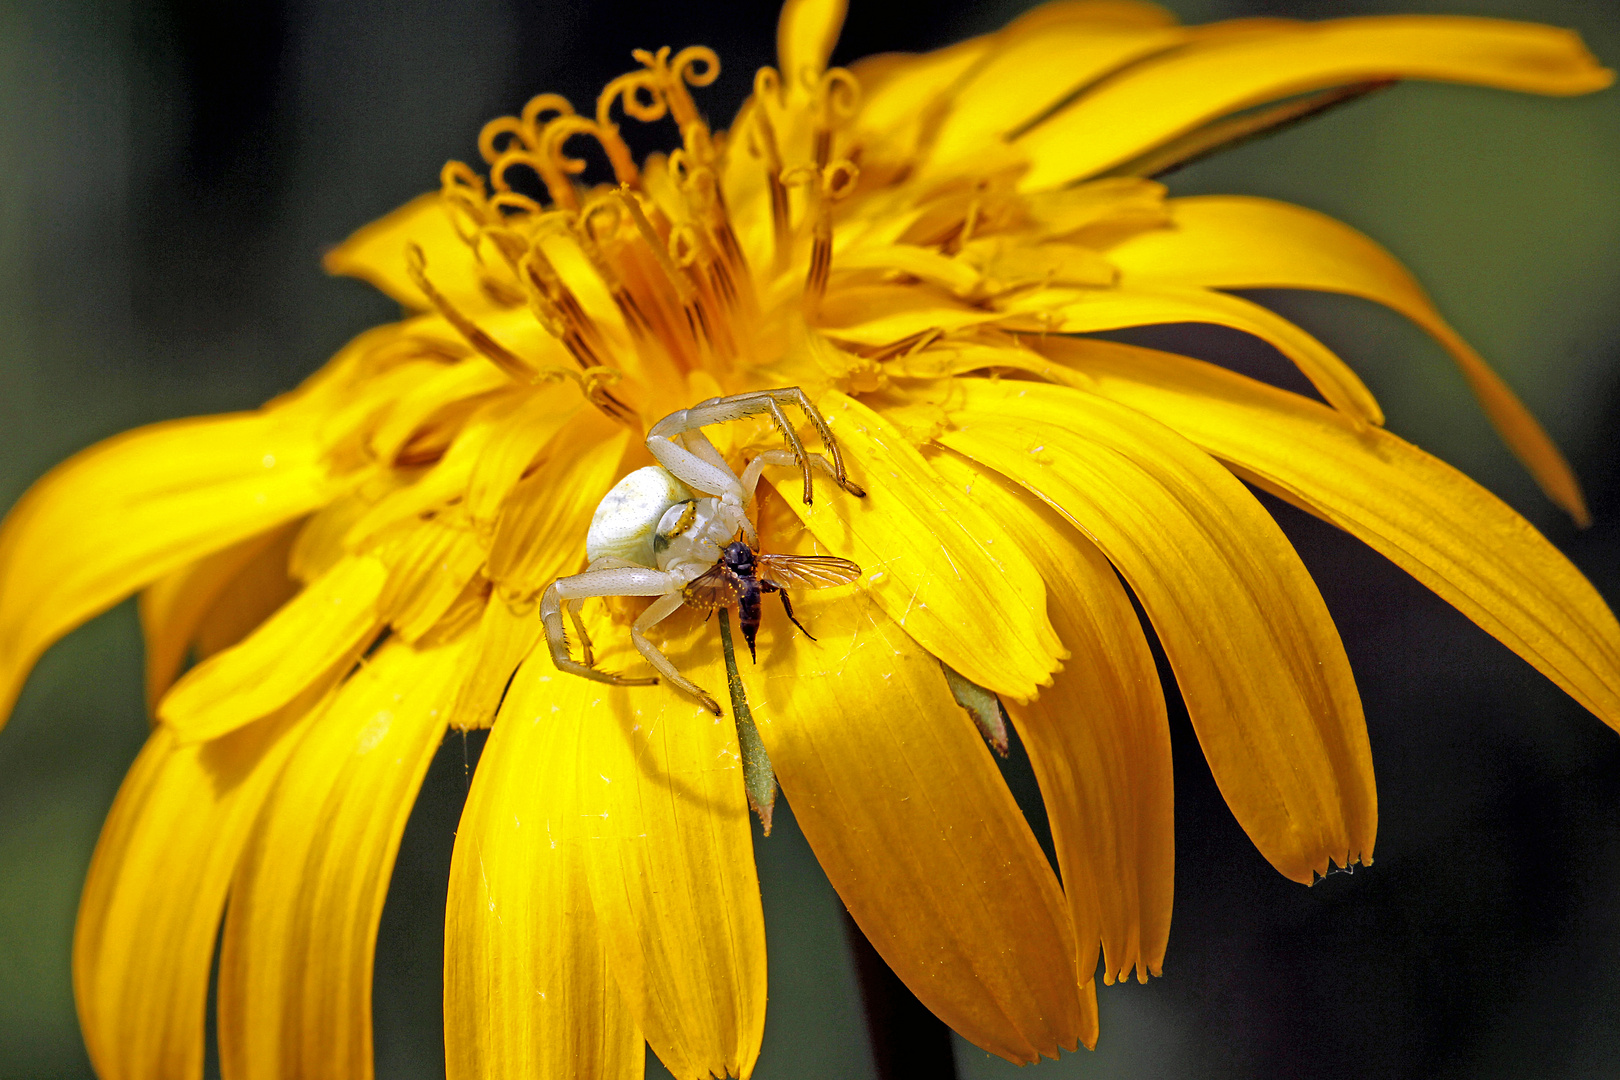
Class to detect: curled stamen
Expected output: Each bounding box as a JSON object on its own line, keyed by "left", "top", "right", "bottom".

{"left": 669, "top": 224, "right": 701, "bottom": 270}
{"left": 480, "top": 94, "right": 574, "bottom": 167}
{"left": 802, "top": 159, "right": 861, "bottom": 311}
{"left": 442, "top": 160, "right": 486, "bottom": 197}
{"left": 617, "top": 186, "right": 695, "bottom": 304}
{"left": 521, "top": 93, "right": 575, "bottom": 133}
{"left": 755, "top": 66, "right": 783, "bottom": 107}
{"left": 823, "top": 158, "right": 860, "bottom": 200}
{"left": 479, "top": 116, "right": 532, "bottom": 166}
{"left": 600, "top": 67, "right": 668, "bottom": 125}
{"left": 680, "top": 120, "right": 717, "bottom": 169}
{"left": 543, "top": 114, "right": 639, "bottom": 191}
{"left": 492, "top": 147, "right": 577, "bottom": 211}
{"left": 571, "top": 199, "right": 653, "bottom": 338}
{"left": 747, "top": 86, "right": 792, "bottom": 273}
{"left": 488, "top": 191, "right": 544, "bottom": 220}
{"left": 439, "top": 169, "right": 492, "bottom": 255}
{"left": 816, "top": 68, "right": 861, "bottom": 123}
{"left": 665, "top": 46, "right": 720, "bottom": 131}
{"left": 671, "top": 46, "right": 720, "bottom": 89}
{"left": 812, "top": 68, "right": 861, "bottom": 168}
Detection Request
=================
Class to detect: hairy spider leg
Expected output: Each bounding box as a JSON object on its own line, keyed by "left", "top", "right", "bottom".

{"left": 676, "top": 428, "right": 732, "bottom": 473}
{"left": 540, "top": 566, "right": 677, "bottom": 690}
{"left": 565, "top": 556, "right": 647, "bottom": 665}
{"left": 737, "top": 448, "right": 850, "bottom": 504}
{"left": 647, "top": 388, "right": 863, "bottom": 507}
{"left": 632, "top": 593, "right": 721, "bottom": 715}
{"left": 540, "top": 564, "right": 723, "bottom": 715}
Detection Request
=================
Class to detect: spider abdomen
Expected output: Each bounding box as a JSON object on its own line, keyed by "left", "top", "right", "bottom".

{"left": 585, "top": 465, "right": 693, "bottom": 566}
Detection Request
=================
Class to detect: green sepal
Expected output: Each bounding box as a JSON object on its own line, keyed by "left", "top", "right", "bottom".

{"left": 719, "top": 608, "right": 777, "bottom": 834}
{"left": 941, "top": 661, "right": 1009, "bottom": 757}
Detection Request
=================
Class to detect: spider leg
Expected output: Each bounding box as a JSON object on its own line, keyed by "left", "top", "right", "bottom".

{"left": 646, "top": 387, "right": 863, "bottom": 506}
{"left": 567, "top": 603, "right": 595, "bottom": 668}
{"left": 540, "top": 566, "right": 681, "bottom": 688}
{"left": 633, "top": 593, "right": 721, "bottom": 715}
{"left": 738, "top": 448, "right": 858, "bottom": 505}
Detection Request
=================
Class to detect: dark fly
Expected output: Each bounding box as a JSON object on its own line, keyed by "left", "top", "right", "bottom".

{"left": 683, "top": 540, "right": 860, "bottom": 660}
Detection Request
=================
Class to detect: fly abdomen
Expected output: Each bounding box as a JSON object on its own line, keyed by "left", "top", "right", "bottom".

{"left": 738, "top": 580, "right": 763, "bottom": 661}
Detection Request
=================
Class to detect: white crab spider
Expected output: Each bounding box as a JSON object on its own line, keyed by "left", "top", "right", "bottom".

{"left": 539, "top": 387, "right": 865, "bottom": 714}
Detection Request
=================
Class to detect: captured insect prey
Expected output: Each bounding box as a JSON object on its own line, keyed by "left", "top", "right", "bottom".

{"left": 685, "top": 540, "right": 862, "bottom": 662}
{"left": 539, "top": 387, "right": 863, "bottom": 715}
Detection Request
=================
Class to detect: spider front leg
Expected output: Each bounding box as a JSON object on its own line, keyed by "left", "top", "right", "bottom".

{"left": 632, "top": 593, "right": 721, "bottom": 715}
{"left": 540, "top": 566, "right": 676, "bottom": 689}
{"left": 539, "top": 565, "right": 722, "bottom": 714}
{"left": 738, "top": 448, "right": 856, "bottom": 506}
{"left": 647, "top": 387, "right": 865, "bottom": 506}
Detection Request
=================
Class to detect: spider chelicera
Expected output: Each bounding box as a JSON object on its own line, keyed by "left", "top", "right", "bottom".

{"left": 539, "top": 387, "right": 865, "bottom": 714}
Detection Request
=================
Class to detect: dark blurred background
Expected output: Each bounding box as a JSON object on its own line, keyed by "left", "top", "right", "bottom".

{"left": 1, "top": 0, "right": 1616, "bottom": 1076}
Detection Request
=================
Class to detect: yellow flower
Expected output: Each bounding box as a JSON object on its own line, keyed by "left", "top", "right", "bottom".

{"left": 0, "top": 0, "right": 1615, "bottom": 1076}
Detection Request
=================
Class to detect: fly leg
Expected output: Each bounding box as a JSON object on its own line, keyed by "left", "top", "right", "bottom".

{"left": 769, "top": 584, "right": 817, "bottom": 641}
{"left": 632, "top": 593, "right": 722, "bottom": 715}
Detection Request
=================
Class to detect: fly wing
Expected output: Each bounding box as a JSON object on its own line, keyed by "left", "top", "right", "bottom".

{"left": 757, "top": 553, "right": 862, "bottom": 590}
{"left": 682, "top": 564, "right": 741, "bottom": 610}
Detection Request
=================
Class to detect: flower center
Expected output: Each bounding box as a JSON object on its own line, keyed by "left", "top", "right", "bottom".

{"left": 404, "top": 45, "right": 864, "bottom": 428}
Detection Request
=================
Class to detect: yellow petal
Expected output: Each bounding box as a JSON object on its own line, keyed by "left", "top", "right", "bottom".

{"left": 191, "top": 526, "right": 302, "bottom": 661}
{"left": 851, "top": 1, "right": 1178, "bottom": 151}
{"left": 367, "top": 356, "right": 513, "bottom": 465}
{"left": 1016, "top": 16, "right": 1614, "bottom": 187}
{"left": 1046, "top": 337, "right": 1620, "bottom": 732}
{"left": 290, "top": 489, "right": 383, "bottom": 585}
{"left": 346, "top": 389, "right": 524, "bottom": 549}
{"left": 216, "top": 639, "right": 463, "bottom": 1080}
{"left": 851, "top": 38, "right": 988, "bottom": 152}
{"left": 465, "top": 383, "right": 586, "bottom": 534}
{"left": 445, "top": 596, "right": 544, "bottom": 732}
{"left": 777, "top": 0, "right": 846, "bottom": 94}
{"left": 1108, "top": 195, "right": 1589, "bottom": 523}
{"left": 1009, "top": 282, "right": 1384, "bottom": 426}
{"left": 74, "top": 700, "right": 317, "bottom": 1080}
{"left": 815, "top": 284, "right": 1007, "bottom": 347}
{"left": 926, "top": 22, "right": 1186, "bottom": 165}
{"left": 931, "top": 450, "right": 1173, "bottom": 986}
{"left": 1024, "top": 178, "right": 1170, "bottom": 243}
{"left": 488, "top": 415, "right": 631, "bottom": 602}
{"left": 373, "top": 519, "right": 486, "bottom": 642}
{"left": 772, "top": 390, "right": 1064, "bottom": 701}
{"left": 831, "top": 243, "right": 985, "bottom": 296}
{"left": 737, "top": 585, "right": 1091, "bottom": 1059}
{"left": 157, "top": 557, "right": 386, "bottom": 743}
{"left": 444, "top": 654, "right": 643, "bottom": 1080}
{"left": 562, "top": 613, "right": 768, "bottom": 1080}
{"left": 0, "top": 409, "right": 331, "bottom": 726}
{"left": 940, "top": 379, "right": 1375, "bottom": 883}
{"left": 138, "top": 524, "right": 297, "bottom": 710}
{"left": 1008, "top": 0, "right": 1179, "bottom": 30}
{"left": 324, "top": 193, "right": 510, "bottom": 315}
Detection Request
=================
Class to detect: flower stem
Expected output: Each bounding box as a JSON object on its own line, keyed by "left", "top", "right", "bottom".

{"left": 842, "top": 907, "right": 959, "bottom": 1079}
{"left": 718, "top": 608, "right": 777, "bottom": 832}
